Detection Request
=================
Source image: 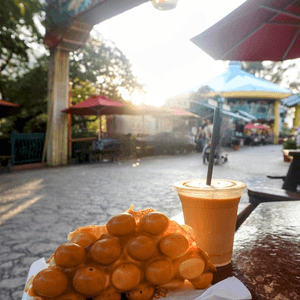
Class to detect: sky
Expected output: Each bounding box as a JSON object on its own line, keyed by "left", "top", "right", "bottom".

{"left": 94, "top": 0, "right": 247, "bottom": 106}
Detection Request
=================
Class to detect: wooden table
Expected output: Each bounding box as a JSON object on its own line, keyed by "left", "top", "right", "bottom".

{"left": 248, "top": 186, "right": 300, "bottom": 209}
{"left": 215, "top": 201, "right": 300, "bottom": 300}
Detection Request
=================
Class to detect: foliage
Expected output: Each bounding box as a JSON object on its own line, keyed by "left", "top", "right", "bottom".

{"left": 70, "top": 31, "right": 144, "bottom": 101}
{"left": 70, "top": 80, "right": 99, "bottom": 136}
{"left": 0, "top": 6, "right": 145, "bottom": 138}
{"left": 232, "top": 139, "right": 240, "bottom": 146}
{"left": 69, "top": 32, "right": 144, "bottom": 135}
{"left": 282, "top": 139, "right": 297, "bottom": 150}
{"left": 0, "top": 0, "right": 44, "bottom": 98}
{"left": 281, "top": 124, "right": 291, "bottom": 137}
{"left": 241, "top": 61, "right": 300, "bottom": 92}
{"left": 189, "top": 85, "right": 215, "bottom": 121}
{"left": 190, "top": 85, "right": 214, "bottom": 101}
{"left": 0, "top": 55, "right": 48, "bottom": 137}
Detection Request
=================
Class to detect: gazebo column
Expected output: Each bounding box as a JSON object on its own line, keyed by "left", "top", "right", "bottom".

{"left": 45, "top": 46, "right": 69, "bottom": 166}
{"left": 294, "top": 104, "right": 300, "bottom": 127}
{"left": 274, "top": 99, "right": 280, "bottom": 144}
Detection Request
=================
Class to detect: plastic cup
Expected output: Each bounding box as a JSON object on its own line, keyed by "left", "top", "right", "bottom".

{"left": 174, "top": 179, "right": 246, "bottom": 267}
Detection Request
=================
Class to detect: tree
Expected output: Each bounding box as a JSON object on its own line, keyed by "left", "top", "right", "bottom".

{"left": 0, "top": 0, "right": 44, "bottom": 99}
{"left": 241, "top": 61, "right": 300, "bottom": 92}
{"left": 69, "top": 32, "right": 144, "bottom": 134}
{"left": 0, "top": 32, "right": 144, "bottom": 137}
{"left": 70, "top": 31, "right": 144, "bottom": 102}
{"left": 0, "top": 55, "right": 48, "bottom": 137}
{"left": 69, "top": 79, "right": 99, "bottom": 137}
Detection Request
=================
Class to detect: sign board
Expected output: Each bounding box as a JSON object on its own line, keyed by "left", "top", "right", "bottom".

{"left": 208, "top": 99, "right": 218, "bottom": 107}
{"left": 44, "top": 0, "right": 107, "bottom": 48}
{"left": 60, "top": 0, "right": 107, "bottom": 19}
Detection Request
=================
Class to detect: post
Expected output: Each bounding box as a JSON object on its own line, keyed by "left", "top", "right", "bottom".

{"left": 45, "top": 46, "right": 69, "bottom": 166}
{"left": 273, "top": 99, "right": 280, "bottom": 144}
{"left": 294, "top": 104, "right": 300, "bottom": 128}
{"left": 68, "top": 83, "right": 72, "bottom": 159}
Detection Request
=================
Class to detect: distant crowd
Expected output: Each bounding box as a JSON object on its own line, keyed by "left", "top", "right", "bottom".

{"left": 195, "top": 119, "right": 300, "bottom": 150}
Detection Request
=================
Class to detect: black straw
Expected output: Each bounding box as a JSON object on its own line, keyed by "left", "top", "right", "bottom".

{"left": 206, "top": 107, "right": 222, "bottom": 186}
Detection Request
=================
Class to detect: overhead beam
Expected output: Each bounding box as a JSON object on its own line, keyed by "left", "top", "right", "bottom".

{"left": 75, "top": 0, "right": 150, "bottom": 25}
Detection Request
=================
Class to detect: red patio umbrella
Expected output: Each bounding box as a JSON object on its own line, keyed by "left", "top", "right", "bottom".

{"left": 245, "top": 123, "right": 270, "bottom": 129}
{"left": 256, "top": 124, "right": 270, "bottom": 129}
{"left": 62, "top": 95, "right": 169, "bottom": 138}
{"left": 62, "top": 95, "right": 137, "bottom": 138}
{"left": 62, "top": 95, "right": 134, "bottom": 116}
{"left": 191, "top": 0, "right": 300, "bottom": 61}
{"left": 168, "top": 107, "right": 200, "bottom": 119}
{"left": 244, "top": 123, "right": 257, "bottom": 129}
{"left": 134, "top": 104, "right": 170, "bottom": 114}
{"left": 0, "top": 99, "right": 20, "bottom": 118}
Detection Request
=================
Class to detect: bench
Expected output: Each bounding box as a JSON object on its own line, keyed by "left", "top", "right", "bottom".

{"left": 247, "top": 186, "right": 300, "bottom": 209}
{"left": 0, "top": 155, "right": 14, "bottom": 174}
{"left": 247, "top": 149, "right": 300, "bottom": 209}
{"left": 75, "top": 138, "right": 121, "bottom": 164}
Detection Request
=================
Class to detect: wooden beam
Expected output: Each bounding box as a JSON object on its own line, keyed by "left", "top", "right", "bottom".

{"left": 62, "top": 38, "right": 85, "bottom": 45}
{"left": 70, "top": 20, "right": 93, "bottom": 33}
{"left": 75, "top": 0, "right": 149, "bottom": 25}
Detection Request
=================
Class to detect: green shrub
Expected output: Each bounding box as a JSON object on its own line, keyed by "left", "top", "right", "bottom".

{"left": 232, "top": 139, "right": 240, "bottom": 146}
{"left": 282, "top": 139, "right": 297, "bottom": 149}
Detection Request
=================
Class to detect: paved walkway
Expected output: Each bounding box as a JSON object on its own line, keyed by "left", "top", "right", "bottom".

{"left": 0, "top": 145, "right": 290, "bottom": 300}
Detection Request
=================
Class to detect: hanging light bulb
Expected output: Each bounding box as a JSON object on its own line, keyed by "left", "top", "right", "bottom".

{"left": 152, "top": 0, "right": 178, "bottom": 11}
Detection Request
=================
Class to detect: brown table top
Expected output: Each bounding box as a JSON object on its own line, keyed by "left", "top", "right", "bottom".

{"left": 215, "top": 201, "right": 300, "bottom": 300}
{"left": 287, "top": 149, "right": 300, "bottom": 156}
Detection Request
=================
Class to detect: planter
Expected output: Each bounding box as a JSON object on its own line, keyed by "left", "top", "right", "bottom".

{"left": 283, "top": 149, "right": 293, "bottom": 162}
{"left": 232, "top": 139, "right": 240, "bottom": 150}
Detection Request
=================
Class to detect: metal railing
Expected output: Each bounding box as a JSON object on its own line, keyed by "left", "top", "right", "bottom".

{"left": 11, "top": 132, "right": 45, "bottom": 165}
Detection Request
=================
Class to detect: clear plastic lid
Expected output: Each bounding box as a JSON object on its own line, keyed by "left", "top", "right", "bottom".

{"left": 174, "top": 179, "right": 246, "bottom": 199}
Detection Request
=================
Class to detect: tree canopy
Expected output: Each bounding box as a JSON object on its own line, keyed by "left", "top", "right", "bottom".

{"left": 0, "top": 0, "right": 44, "bottom": 98}
{"left": 69, "top": 32, "right": 144, "bottom": 135}
{"left": 70, "top": 31, "right": 144, "bottom": 103}
{"left": 241, "top": 61, "right": 300, "bottom": 93}
{"left": 0, "top": 28, "right": 144, "bottom": 137}
{"left": 0, "top": 55, "right": 48, "bottom": 137}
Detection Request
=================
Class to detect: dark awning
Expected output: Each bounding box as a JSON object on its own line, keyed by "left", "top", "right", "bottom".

{"left": 191, "top": 100, "right": 251, "bottom": 122}
{"left": 238, "top": 110, "right": 257, "bottom": 120}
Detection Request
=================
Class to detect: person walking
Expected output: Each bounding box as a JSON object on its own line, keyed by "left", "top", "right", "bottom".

{"left": 202, "top": 119, "right": 214, "bottom": 163}
{"left": 195, "top": 119, "right": 207, "bottom": 152}
{"left": 202, "top": 117, "right": 225, "bottom": 165}
{"left": 203, "top": 119, "right": 213, "bottom": 145}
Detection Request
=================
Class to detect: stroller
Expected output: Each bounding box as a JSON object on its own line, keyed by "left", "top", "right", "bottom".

{"left": 203, "top": 142, "right": 228, "bottom": 164}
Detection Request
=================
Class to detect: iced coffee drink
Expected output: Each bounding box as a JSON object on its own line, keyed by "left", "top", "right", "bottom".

{"left": 174, "top": 179, "right": 246, "bottom": 267}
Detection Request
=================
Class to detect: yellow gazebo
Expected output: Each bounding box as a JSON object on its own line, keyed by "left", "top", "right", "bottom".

{"left": 201, "top": 62, "right": 292, "bottom": 143}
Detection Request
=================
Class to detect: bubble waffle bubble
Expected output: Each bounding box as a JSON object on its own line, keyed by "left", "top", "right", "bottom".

{"left": 26, "top": 206, "right": 216, "bottom": 300}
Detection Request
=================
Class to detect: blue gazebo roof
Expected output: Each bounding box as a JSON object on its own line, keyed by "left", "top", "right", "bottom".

{"left": 184, "top": 62, "right": 292, "bottom": 97}
{"left": 281, "top": 94, "right": 300, "bottom": 107}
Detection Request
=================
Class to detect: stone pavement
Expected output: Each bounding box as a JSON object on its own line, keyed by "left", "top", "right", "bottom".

{"left": 0, "top": 145, "right": 290, "bottom": 300}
